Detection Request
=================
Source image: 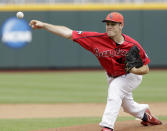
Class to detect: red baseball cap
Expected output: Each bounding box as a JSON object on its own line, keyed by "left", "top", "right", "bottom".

{"left": 102, "top": 12, "right": 124, "bottom": 24}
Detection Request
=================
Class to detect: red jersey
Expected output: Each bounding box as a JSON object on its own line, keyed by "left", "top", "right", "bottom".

{"left": 72, "top": 31, "right": 150, "bottom": 77}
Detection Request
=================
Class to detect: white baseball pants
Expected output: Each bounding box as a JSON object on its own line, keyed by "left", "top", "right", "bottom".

{"left": 99, "top": 73, "right": 149, "bottom": 129}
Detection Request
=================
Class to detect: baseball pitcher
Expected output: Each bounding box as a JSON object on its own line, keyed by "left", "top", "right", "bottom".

{"left": 29, "top": 12, "right": 162, "bottom": 131}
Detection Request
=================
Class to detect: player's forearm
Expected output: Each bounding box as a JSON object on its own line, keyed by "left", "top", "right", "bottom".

{"left": 130, "top": 65, "right": 149, "bottom": 75}
{"left": 43, "top": 23, "right": 73, "bottom": 39}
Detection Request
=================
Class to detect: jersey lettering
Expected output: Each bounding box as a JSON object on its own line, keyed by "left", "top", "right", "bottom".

{"left": 94, "top": 48, "right": 128, "bottom": 57}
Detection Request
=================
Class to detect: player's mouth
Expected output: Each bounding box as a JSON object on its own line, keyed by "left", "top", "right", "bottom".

{"left": 107, "top": 30, "right": 112, "bottom": 32}
{"left": 107, "top": 29, "right": 113, "bottom": 31}
{"left": 107, "top": 30, "right": 114, "bottom": 34}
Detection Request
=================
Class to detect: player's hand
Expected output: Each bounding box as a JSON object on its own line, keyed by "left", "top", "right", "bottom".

{"left": 29, "top": 20, "right": 45, "bottom": 29}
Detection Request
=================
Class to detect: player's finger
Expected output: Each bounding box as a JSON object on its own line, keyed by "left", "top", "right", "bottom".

{"left": 31, "top": 25, "right": 35, "bottom": 29}
{"left": 29, "top": 20, "right": 37, "bottom": 26}
{"left": 29, "top": 20, "right": 34, "bottom": 25}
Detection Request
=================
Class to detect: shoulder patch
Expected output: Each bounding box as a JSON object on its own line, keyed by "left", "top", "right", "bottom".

{"left": 76, "top": 31, "right": 83, "bottom": 34}
{"left": 145, "top": 52, "right": 149, "bottom": 58}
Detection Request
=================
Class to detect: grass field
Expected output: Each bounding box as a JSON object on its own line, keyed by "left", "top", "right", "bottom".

{"left": 0, "top": 70, "right": 167, "bottom": 103}
{"left": 0, "top": 70, "right": 166, "bottom": 131}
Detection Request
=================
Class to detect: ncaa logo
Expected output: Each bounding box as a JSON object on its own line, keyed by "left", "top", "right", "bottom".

{"left": 1, "top": 17, "right": 32, "bottom": 48}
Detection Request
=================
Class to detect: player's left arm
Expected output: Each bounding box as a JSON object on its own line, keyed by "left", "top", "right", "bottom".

{"left": 130, "top": 64, "right": 149, "bottom": 75}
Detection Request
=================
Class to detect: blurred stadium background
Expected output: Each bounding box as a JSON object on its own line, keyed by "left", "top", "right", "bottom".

{"left": 0, "top": 1, "right": 167, "bottom": 131}
{"left": 0, "top": 0, "right": 167, "bottom": 70}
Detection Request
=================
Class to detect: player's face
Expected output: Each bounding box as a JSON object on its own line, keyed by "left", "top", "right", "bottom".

{"left": 105, "top": 21, "right": 123, "bottom": 37}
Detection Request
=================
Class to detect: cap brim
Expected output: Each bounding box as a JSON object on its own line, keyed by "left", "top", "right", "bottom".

{"left": 102, "top": 20, "right": 111, "bottom": 22}
{"left": 102, "top": 20, "right": 122, "bottom": 23}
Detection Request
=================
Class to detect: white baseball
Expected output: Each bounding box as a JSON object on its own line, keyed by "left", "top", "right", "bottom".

{"left": 16, "top": 11, "right": 24, "bottom": 19}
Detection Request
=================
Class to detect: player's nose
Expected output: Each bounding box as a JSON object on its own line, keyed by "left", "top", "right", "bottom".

{"left": 106, "top": 26, "right": 113, "bottom": 30}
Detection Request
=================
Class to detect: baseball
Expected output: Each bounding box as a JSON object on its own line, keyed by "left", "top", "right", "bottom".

{"left": 16, "top": 11, "right": 24, "bottom": 19}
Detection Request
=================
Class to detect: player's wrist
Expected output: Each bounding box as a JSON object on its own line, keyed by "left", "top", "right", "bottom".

{"left": 129, "top": 67, "right": 137, "bottom": 73}
{"left": 43, "top": 22, "right": 48, "bottom": 29}
{"left": 129, "top": 65, "right": 149, "bottom": 75}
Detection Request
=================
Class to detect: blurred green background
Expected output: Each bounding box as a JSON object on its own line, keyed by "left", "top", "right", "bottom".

{"left": 0, "top": 10, "right": 167, "bottom": 68}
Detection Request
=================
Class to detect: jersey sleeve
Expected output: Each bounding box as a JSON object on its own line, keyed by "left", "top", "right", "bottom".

{"left": 72, "top": 30, "right": 96, "bottom": 52}
{"left": 124, "top": 34, "right": 150, "bottom": 65}
{"left": 137, "top": 44, "right": 150, "bottom": 65}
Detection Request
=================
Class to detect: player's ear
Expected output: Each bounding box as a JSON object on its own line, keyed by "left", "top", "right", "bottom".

{"left": 119, "top": 23, "right": 124, "bottom": 29}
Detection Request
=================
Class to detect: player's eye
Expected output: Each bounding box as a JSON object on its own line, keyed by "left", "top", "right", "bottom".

{"left": 106, "top": 22, "right": 117, "bottom": 26}
{"left": 111, "top": 23, "right": 117, "bottom": 26}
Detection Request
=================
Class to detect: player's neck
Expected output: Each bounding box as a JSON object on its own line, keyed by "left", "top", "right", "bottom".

{"left": 111, "top": 34, "right": 124, "bottom": 44}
